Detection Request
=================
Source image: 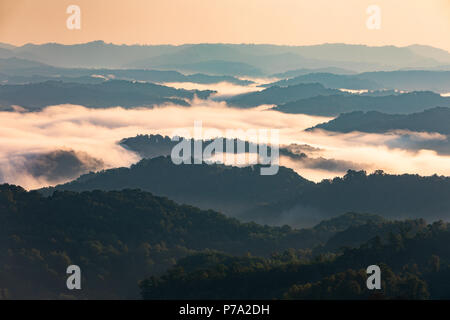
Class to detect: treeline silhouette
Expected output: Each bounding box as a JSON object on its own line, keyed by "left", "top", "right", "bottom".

{"left": 41, "top": 157, "right": 450, "bottom": 225}
{"left": 310, "top": 107, "right": 450, "bottom": 134}
{"left": 1, "top": 184, "right": 381, "bottom": 299}
{"left": 141, "top": 220, "right": 450, "bottom": 299}
{"left": 2, "top": 183, "right": 449, "bottom": 299}
{"left": 274, "top": 91, "right": 450, "bottom": 116}
{"left": 0, "top": 80, "right": 213, "bottom": 110}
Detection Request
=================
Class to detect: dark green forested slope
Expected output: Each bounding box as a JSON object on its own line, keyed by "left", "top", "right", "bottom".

{"left": 2, "top": 183, "right": 447, "bottom": 300}
{"left": 225, "top": 83, "right": 343, "bottom": 108}
{"left": 262, "top": 73, "right": 382, "bottom": 90}
{"left": 141, "top": 220, "right": 450, "bottom": 300}
{"left": 0, "top": 57, "right": 252, "bottom": 85}
{"left": 274, "top": 91, "right": 450, "bottom": 116}
{"left": 119, "top": 134, "right": 358, "bottom": 175}
{"left": 0, "top": 80, "right": 214, "bottom": 110}
{"left": 0, "top": 184, "right": 295, "bottom": 299}
{"left": 247, "top": 169, "right": 450, "bottom": 224}
{"left": 40, "top": 158, "right": 450, "bottom": 226}
{"left": 264, "top": 70, "right": 450, "bottom": 93}
{"left": 39, "top": 156, "right": 313, "bottom": 221}
{"left": 299, "top": 170, "right": 450, "bottom": 219}
{"left": 358, "top": 70, "right": 450, "bottom": 93}
{"left": 119, "top": 135, "right": 266, "bottom": 159}
{"left": 309, "top": 107, "right": 450, "bottom": 134}
{"left": 1, "top": 184, "right": 381, "bottom": 299}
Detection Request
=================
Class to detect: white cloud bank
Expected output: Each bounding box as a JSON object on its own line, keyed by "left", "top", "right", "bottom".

{"left": 0, "top": 99, "right": 449, "bottom": 189}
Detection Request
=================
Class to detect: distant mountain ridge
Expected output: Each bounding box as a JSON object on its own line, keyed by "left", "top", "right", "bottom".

{"left": 0, "top": 79, "right": 214, "bottom": 110}
{"left": 225, "top": 83, "right": 344, "bottom": 108}
{"left": 0, "top": 57, "right": 251, "bottom": 85}
{"left": 271, "top": 67, "right": 356, "bottom": 78}
{"left": 2, "top": 41, "right": 450, "bottom": 74}
{"left": 309, "top": 107, "right": 450, "bottom": 135}
{"left": 264, "top": 70, "right": 450, "bottom": 93}
{"left": 262, "top": 73, "right": 383, "bottom": 90}
{"left": 358, "top": 70, "right": 450, "bottom": 93}
{"left": 273, "top": 91, "right": 450, "bottom": 116}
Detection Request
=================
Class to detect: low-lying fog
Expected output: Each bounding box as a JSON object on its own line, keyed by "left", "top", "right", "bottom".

{"left": 1, "top": 96, "right": 450, "bottom": 189}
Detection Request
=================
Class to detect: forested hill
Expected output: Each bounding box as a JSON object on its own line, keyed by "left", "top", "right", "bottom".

{"left": 273, "top": 91, "right": 450, "bottom": 116}
{"left": 249, "top": 170, "right": 450, "bottom": 225}
{"left": 0, "top": 184, "right": 304, "bottom": 299}
{"left": 141, "top": 220, "right": 450, "bottom": 300}
{"left": 0, "top": 184, "right": 385, "bottom": 299}
{"left": 309, "top": 107, "right": 450, "bottom": 134}
{"left": 0, "top": 80, "right": 214, "bottom": 110}
{"left": 225, "top": 83, "right": 343, "bottom": 108}
{"left": 261, "top": 73, "right": 382, "bottom": 90}
{"left": 0, "top": 57, "right": 252, "bottom": 85}
{"left": 299, "top": 170, "right": 450, "bottom": 219}
{"left": 39, "top": 156, "right": 313, "bottom": 221}
{"left": 40, "top": 158, "right": 450, "bottom": 226}
{"left": 262, "top": 70, "right": 450, "bottom": 93}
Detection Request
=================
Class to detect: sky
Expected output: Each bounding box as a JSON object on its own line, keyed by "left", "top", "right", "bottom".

{"left": 0, "top": 0, "right": 449, "bottom": 51}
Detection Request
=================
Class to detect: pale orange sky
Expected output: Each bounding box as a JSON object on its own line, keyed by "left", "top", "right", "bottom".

{"left": 0, "top": 0, "right": 449, "bottom": 51}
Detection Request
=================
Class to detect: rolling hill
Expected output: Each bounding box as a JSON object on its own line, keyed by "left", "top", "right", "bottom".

{"left": 141, "top": 219, "right": 446, "bottom": 299}
{"left": 38, "top": 156, "right": 450, "bottom": 226}
{"left": 309, "top": 107, "right": 450, "bottom": 134}
{"left": 225, "top": 83, "right": 344, "bottom": 108}
{"left": 273, "top": 91, "right": 450, "bottom": 116}
{"left": 0, "top": 80, "right": 214, "bottom": 110}
{"left": 39, "top": 156, "right": 313, "bottom": 222}
{"left": 0, "top": 57, "right": 251, "bottom": 85}
{"left": 5, "top": 42, "right": 450, "bottom": 73}
{"left": 262, "top": 73, "right": 382, "bottom": 90}
{"left": 0, "top": 184, "right": 386, "bottom": 299}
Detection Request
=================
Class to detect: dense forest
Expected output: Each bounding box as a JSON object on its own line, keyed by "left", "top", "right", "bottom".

{"left": 119, "top": 135, "right": 265, "bottom": 159}
{"left": 2, "top": 183, "right": 429, "bottom": 299}
{"left": 40, "top": 157, "right": 450, "bottom": 226}
{"left": 0, "top": 80, "right": 214, "bottom": 110}
{"left": 39, "top": 156, "right": 313, "bottom": 224}
{"left": 119, "top": 134, "right": 361, "bottom": 175}
{"left": 262, "top": 73, "right": 382, "bottom": 90}
{"left": 310, "top": 107, "right": 450, "bottom": 134}
{"left": 244, "top": 169, "right": 450, "bottom": 225}
{"left": 141, "top": 219, "right": 449, "bottom": 300}
{"left": 0, "top": 57, "right": 251, "bottom": 85}
{"left": 273, "top": 91, "right": 450, "bottom": 116}
{"left": 263, "top": 70, "right": 450, "bottom": 92}
{"left": 225, "top": 83, "right": 342, "bottom": 108}
{"left": 2, "top": 184, "right": 390, "bottom": 299}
